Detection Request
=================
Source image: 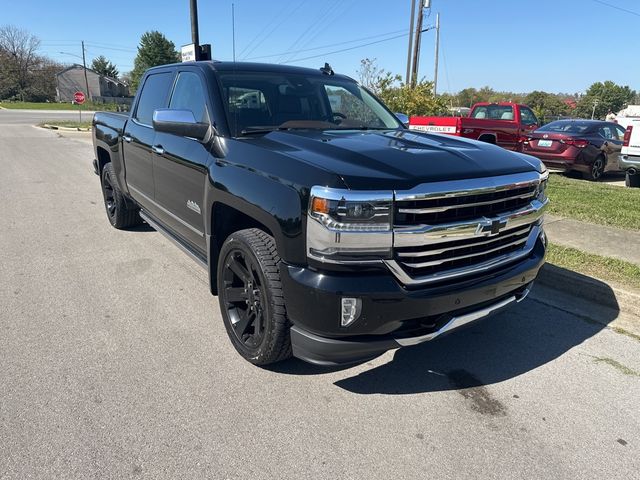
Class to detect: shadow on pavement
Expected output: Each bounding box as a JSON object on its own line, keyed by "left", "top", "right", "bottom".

{"left": 274, "top": 269, "right": 620, "bottom": 395}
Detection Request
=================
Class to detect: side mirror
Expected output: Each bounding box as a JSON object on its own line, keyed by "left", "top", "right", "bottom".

{"left": 152, "top": 109, "right": 210, "bottom": 141}
{"left": 395, "top": 112, "right": 409, "bottom": 127}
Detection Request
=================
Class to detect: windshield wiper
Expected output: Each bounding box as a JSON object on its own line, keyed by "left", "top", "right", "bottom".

{"left": 240, "top": 127, "right": 286, "bottom": 135}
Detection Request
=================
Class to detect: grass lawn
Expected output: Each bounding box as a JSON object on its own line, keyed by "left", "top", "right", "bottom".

{"left": 40, "top": 121, "right": 92, "bottom": 130}
{"left": 546, "top": 173, "right": 640, "bottom": 231}
{"left": 0, "top": 101, "right": 119, "bottom": 111}
{"left": 546, "top": 243, "right": 640, "bottom": 291}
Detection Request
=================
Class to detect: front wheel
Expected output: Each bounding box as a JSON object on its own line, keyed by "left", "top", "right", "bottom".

{"left": 583, "top": 156, "right": 605, "bottom": 181}
{"left": 217, "top": 228, "right": 291, "bottom": 365}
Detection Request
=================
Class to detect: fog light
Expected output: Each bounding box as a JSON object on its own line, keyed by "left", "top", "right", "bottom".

{"left": 341, "top": 297, "right": 362, "bottom": 327}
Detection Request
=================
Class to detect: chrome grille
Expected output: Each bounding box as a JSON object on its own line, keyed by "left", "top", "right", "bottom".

{"left": 395, "top": 184, "right": 538, "bottom": 226}
{"left": 386, "top": 172, "right": 548, "bottom": 286}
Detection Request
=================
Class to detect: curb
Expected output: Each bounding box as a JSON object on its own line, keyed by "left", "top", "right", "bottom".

{"left": 537, "top": 263, "right": 640, "bottom": 315}
{"left": 41, "top": 124, "right": 91, "bottom": 132}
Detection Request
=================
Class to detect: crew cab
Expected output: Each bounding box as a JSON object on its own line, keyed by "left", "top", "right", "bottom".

{"left": 93, "top": 61, "right": 548, "bottom": 366}
{"left": 409, "top": 102, "right": 539, "bottom": 151}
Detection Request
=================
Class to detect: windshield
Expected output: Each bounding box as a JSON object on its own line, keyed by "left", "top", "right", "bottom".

{"left": 217, "top": 71, "right": 401, "bottom": 136}
{"left": 538, "top": 121, "right": 593, "bottom": 134}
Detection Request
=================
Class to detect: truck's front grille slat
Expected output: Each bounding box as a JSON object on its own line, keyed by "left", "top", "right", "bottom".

{"left": 396, "top": 225, "right": 531, "bottom": 258}
{"left": 389, "top": 172, "right": 547, "bottom": 286}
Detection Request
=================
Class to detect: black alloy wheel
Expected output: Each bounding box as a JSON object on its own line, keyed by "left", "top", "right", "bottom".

{"left": 217, "top": 228, "right": 291, "bottom": 365}
{"left": 100, "top": 162, "right": 141, "bottom": 229}
{"left": 221, "top": 249, "right": 267, "bottom": 349}
{"left": 102, "top": 169, "right": 117, "bottom": 220}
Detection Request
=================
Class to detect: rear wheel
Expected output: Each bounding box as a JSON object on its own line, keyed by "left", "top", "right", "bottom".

{"left": 101, "top": 163, "right": 141, "bottom": 229}
{"left": 217, "top": 228, "right": 291, "bottom": 365}
{"left": 626, "top": 172, "right": 640, "bottom": 188}
{"left": 583, "top": 155, "right": 605, "bottom": 181}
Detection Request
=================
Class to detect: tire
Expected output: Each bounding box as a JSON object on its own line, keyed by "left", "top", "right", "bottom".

{"left": 583, "top": 155, "right": 605, "bottom": 181}
{"left": 626, "top": 172, "right": 640, "bottom": 188}
{"left": 101, "top": 162, "right": 141, "bottom": 229}
{"left": 217, "top": 228, "right": 292, "bottom": 365}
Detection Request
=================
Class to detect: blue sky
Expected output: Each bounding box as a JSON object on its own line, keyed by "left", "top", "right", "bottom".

{"left": 4, "top": 0, "right": 639, "bottom": 94}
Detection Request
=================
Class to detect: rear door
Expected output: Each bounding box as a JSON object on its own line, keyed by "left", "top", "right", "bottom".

{"left": 152, "top": 69, "right": 211, "bottom": 253}
{"left": 122, "top": 70, "right": 174, "bottom": 208}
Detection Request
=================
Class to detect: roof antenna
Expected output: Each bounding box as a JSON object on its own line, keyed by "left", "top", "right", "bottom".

{"left": 320, "top": 63, "right": 334, "bottom": 75}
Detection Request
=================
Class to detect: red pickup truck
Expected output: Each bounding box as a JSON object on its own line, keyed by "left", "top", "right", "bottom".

{"left": 409, "top": 102, "right": 539, "bottom": 151}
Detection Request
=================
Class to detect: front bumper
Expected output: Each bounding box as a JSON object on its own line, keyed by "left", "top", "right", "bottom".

{"left": 282, "top": 236, "right": 546, "bottom": 365}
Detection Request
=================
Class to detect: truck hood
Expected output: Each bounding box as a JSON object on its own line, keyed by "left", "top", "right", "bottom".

{"left": 245, "top": 129, "right": 542, "bottom": 190}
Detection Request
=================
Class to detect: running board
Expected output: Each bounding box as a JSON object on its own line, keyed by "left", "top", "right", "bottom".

{"left": 139, "top": 210, "right": 207, "bottom": 270}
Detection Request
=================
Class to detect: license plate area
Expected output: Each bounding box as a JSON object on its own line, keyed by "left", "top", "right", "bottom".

{"left": 537, "top": 139, "right": 553, "bottom": 147}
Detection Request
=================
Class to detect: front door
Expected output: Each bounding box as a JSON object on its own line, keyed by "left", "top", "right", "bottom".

{"left": 152, "top": 70, "right": 211, "bottom": 253}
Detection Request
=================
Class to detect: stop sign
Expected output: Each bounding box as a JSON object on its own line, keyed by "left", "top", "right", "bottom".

{"left": 73, "top": 91, "right": 86, "bottom": 104}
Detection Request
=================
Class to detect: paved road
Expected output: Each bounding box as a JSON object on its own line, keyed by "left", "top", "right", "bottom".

{"left": 1, "top": 112, "right": 639, "bottom": 479}
{"left": 0, "top": 108, "right": 96, "bottom": 125}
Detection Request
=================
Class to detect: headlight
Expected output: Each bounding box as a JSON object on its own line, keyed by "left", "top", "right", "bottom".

{"left": 307, "top": 186, "right": 393, "bottom": 263}
{"left": 537, "top": 171, "right": 549, "bottom": 202}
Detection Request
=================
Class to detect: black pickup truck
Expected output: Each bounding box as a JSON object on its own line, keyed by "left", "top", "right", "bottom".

{"left": 93, "top": 61, "right": 548, "bottom": 366}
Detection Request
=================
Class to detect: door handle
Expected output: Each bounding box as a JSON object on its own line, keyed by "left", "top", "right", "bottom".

{"left": 122, "top": 135, "right": 132, "bottom": 143}
{"left": 151, "top": 145, "right": 165, "bottom": 155}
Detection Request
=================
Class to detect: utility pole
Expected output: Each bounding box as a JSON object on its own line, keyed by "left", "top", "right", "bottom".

{"left": 81, "top": 40, "right": 91, "bottom": 101}
{"left": 405, "top": 0, "right": 417, "bottom": 84}
{"left": 190, "top": 0, "right": 201, "bottom": 60}
{"left": 410, "top": 2, "right": 424, "bottom": 87}
{"left": 433, "top": 12, "right": 440, "bottom": 96}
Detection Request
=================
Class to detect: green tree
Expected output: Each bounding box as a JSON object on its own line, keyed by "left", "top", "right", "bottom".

{"left": 575, "top": 81, "right": 636, "bottom": 119}
{"left": 91, "top": 55, "right": 119, "bottom": 79}
{"left": 130, "top": 31, "right": 180, "bottom": 91}
{"left": 524, "top": 90, "right": 569, "bottom": 120}
{"left": 356, "top": 58, "right": 446, "bottom": 116}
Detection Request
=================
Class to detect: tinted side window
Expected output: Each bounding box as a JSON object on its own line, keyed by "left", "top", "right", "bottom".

{"left": 169, "top": 72, "right": 208, "bottom": 122}
{"left": 134, "top": 72, "right": 174, "bottom": 126}
{"left": 614, "top": 125, "right": 626, "bottom": 141}
{"left": 520, "top": 107, "right": 538, "bottom": 126}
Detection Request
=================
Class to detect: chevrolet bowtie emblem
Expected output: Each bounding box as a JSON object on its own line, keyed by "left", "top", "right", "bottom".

{"left": 476, "top": 218, "right": 508, "bottom": 237}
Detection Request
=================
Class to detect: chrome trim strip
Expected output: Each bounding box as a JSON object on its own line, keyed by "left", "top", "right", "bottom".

{"left": 395, "top": 171, "right": 543, "bottom": 202}
{"left": 385, "top": 225, "right": 541, "bottom": 285}
{"left": 400, "top": 235, "right": 529, "bottom": 268}
{"left": 129, "top": 185, "right": 204, "bottom": 238}
{"left": 310, "top": 185, "right": 393, "bottom": 203}
{"left": 140, "top": 211, "right": 207, "bottom": 270}
{"left": 394, "top": 198, "right": 547, "bottom": 248}
{"left": 398, "top": 190, "right": 536, "bottom": 214}
{"left": 396, "top": 225, "right": 531, "bottom": 258}
{"left": 394, "top": 287, "right": 530, "bottom": 346}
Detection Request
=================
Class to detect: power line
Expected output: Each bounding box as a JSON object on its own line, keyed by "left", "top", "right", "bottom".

{"left": 240, "top": 1, "right": 307, "bottom": 60}
{"left": 282, "top": 32, "right": 409, "bottom": 64}
{"left": 277, "top": 0, "right": 344, "bottom": 64}
{"left": 592, "top": 0, "right": 640, "bottom": 17}
{"left": 247, "top": 29, "right": 406, "bottom": 61}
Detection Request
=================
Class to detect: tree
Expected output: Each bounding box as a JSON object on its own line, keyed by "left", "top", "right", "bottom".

{"left": 524, "top": 90, "right": 569, "bottom": 121}
{"left": 356, "top": 58, "right": 447, "bottom": 116}
{"left": 378, "top": 78, "right": 448, "bottom": 116}
{"left": 130, "top": 31, "right": 180, "bottom": 90}
{"left": 91, "top": 55, "right": 119, "bottom": 79}
{"left": 0, "top": 25, "right": 40, "bottom": 100}
{"left": 575, "top": 81, "right": 636, "bottom": 119}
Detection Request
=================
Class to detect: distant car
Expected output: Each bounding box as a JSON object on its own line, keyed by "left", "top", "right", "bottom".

{"left": 523, "top": 119, "right": 626, "bottom": 181}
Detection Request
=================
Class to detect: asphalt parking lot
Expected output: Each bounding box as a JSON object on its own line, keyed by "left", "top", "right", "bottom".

{"left": 1, "top": 110, "right": 639, "bottom": 479}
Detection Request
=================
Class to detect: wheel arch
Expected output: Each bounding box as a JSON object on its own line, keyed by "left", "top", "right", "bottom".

{"left": 208, "top": 202, "right": 279, "bottom": 295}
